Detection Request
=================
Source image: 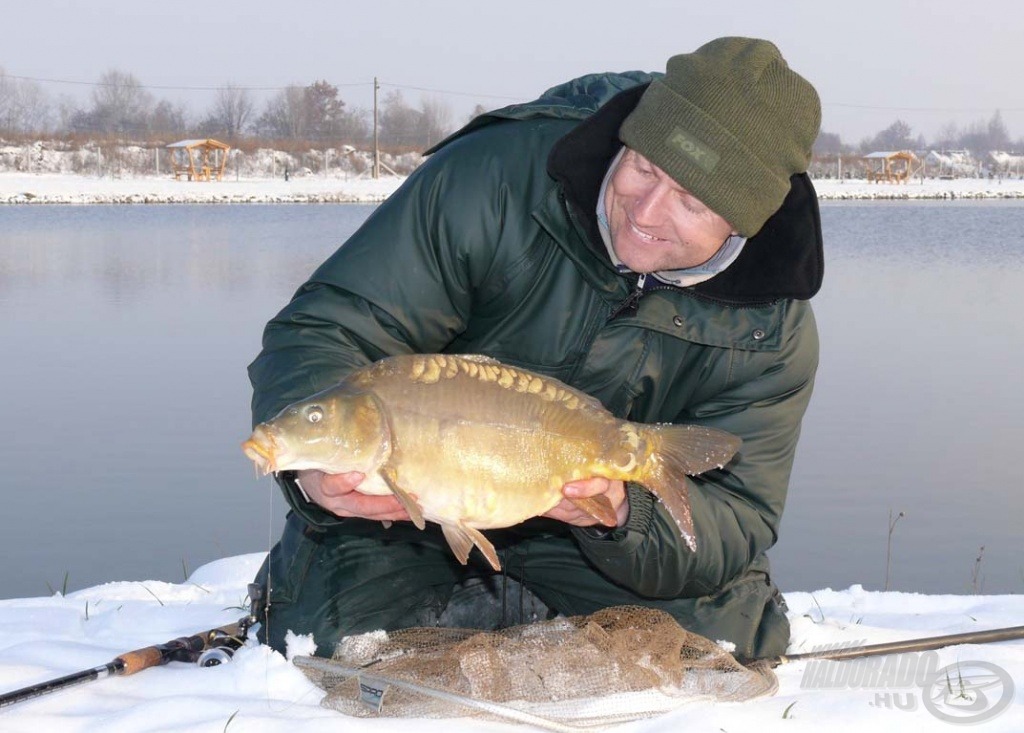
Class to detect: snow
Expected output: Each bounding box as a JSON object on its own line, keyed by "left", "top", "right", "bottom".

{"left": 2, "top": 171, "right": 1024, "bottom": 205}
{"left": 0, "top": 172, "right": 404, "bottom": 205}
{"left": 0, "top": 554, "right": 1021, "bottom": 731}
{"left": 813, "top": 176, "right": 1024, "bottom": 200}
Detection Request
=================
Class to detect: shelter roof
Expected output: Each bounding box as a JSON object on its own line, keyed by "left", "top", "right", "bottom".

{"left": 166, "top": 139, "right": 231, "bottom": 150}
{"left": 863, "top": 150, "right": 918, "bottom": 160}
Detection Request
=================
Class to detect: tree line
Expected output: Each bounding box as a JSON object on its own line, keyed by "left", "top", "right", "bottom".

{"left": 1, "top": 67, "right": 1020, "bottom": 159}
{"left": 0, "top": 69, "right": 459, "bottom": 151}
{"left": 814, "top": 111, "right": 1020, "bottom": 159}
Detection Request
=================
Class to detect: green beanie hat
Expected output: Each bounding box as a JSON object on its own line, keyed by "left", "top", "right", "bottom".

{"left": 619, "top": 37, "right": 821, "bottom": 237}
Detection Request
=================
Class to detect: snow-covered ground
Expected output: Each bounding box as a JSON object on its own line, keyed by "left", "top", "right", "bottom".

{"left": 0, "top": 172, "right": 404, "bottom": 204}
{"left": 2, "top": 171, "right": 1024, "bottom": 204}
{"left": 0, "top": 554, "right": 1021, "bottom": 731}
{"left": 814, "top": 176, "right": 1024, "bottom": 200}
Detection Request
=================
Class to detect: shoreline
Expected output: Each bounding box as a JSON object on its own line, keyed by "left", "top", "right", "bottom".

{"left": 2, "top": 172, "right": 1024, "bottom": 205}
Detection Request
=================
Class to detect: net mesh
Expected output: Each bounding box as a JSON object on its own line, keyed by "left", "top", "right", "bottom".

{"left": 297, "top": 605, "right": 777, "bottom": 728}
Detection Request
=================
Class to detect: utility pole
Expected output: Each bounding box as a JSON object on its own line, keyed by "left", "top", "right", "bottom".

{"left": 373, "top": 77, "right": 380, "bottom": 179}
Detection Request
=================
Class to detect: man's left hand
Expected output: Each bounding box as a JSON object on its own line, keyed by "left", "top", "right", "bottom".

{"left": 542, "top": 477, "right": 629, "bottom": 528}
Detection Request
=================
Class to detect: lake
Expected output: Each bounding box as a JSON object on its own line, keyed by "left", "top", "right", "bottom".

{"left": 1, "top": 201, "right": 1021, "bottom": 600}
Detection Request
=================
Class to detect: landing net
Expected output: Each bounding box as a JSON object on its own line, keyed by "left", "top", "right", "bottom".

{"left": 296, "top": 605, "right": 777, "bottom": 729}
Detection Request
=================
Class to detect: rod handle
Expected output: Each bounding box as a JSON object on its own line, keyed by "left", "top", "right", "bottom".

{"left": 116, "top": 647, "right": 165, "bottom": 675}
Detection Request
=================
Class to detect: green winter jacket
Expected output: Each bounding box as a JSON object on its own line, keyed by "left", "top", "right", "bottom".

{"left": 248, "top": 75, "right": 823, "bottom": 602}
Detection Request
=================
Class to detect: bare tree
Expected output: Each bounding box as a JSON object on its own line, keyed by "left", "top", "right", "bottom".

{"left": 209, "top": 83, "right": 254, "bottom": 139}
{"left": 859, "top": 119, "right": 918, "bottom": 153}
{"left": 0, "top": 68, "right": 13, "bottom": 131}
{"left": 335, "top": 105, "right": 370, "bottom": 145}
{"left": 0, "top": 68, "right": 52, "bottom": 134}
{"left": 150, "top": 100, "right": 189, "bottom": 139}
{"left": 933, "top": 122, "right": 962, "bottom": 151}
{"left": 379, "top": 89, "right": 422, "bottom": 148}
{"left": 419, "top": 96, "right": 454, "bottom": 147}
{"left": 986, "top": 110, "right": 1011, "bottom": 152}
{"left": 813, "top": 130, "right": 845, "bottom": 156}
{"left": 74, "top": 70, "right": 154, "bottom": 137}
{"left": 54, "top": 94, "right": 80, "bottom": 135}
{"left": 254, "top": 85, "right": 308, "bottom": 139}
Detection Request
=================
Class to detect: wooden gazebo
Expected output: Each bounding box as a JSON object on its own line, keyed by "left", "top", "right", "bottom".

{"left": 166, "top": 139, "right": 231, "bottom": 181}
{"left": 862, "top": 151, "right": 921, "bottom": 184}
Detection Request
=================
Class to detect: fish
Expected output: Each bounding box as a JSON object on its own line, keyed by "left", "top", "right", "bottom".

{"left": 242, "top": 354, "right": 740, "bottom": 571}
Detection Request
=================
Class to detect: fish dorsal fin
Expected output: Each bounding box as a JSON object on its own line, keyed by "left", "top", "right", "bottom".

{"left": 441, "top": 522, "right": 501, "bottom": 572}
{"left": 458, "top": 354, "right": 501, "bottom": 364}
{"left": 457, "top": 355, "right": 607, "bottom": 414}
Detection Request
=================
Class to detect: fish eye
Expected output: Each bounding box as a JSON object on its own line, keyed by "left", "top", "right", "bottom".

{"left": 306, "top": 406, "right": 324, "bottom": 423}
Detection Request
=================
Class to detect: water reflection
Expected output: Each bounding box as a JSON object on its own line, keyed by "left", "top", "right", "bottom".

{"left": 0, "top": 205, "right": 373, "bottom": 599}
{"left": 0, "top": 205, "right": 346, "bottom": 301}
{"left": 0, "top": 201, "right": 1021, "bottom": 599}
{"left": 774, "top": 200, "right": 1024, "bottom": 596}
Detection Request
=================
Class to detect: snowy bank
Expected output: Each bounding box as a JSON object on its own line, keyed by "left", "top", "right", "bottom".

{"left": 813, "top": 176, "right": 1024, "bottom": 200}
{"left": 0, "top": 554, "right": 1021, "bottom": 732}
{"left": 0, "top": 172, "right": 404, "bottom": 205}
{"left": 2, "top": 172, "right": 1024, "bottom": 205}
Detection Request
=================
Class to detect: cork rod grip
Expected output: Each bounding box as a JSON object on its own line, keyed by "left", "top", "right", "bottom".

{"left": 116, "top": 646, "right": 165, "bottom": 675}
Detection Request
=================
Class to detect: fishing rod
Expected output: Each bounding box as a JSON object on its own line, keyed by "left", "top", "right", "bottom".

{"left": 769, "top": 624, "right": 1024, "bottom": 666}
{"left": 0, "top": 585, "right": 263, "bottom": 710}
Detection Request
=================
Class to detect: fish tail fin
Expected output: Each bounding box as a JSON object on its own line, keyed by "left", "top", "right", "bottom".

{"left": 636, "top": 424, "right": 742, "bottom": 552}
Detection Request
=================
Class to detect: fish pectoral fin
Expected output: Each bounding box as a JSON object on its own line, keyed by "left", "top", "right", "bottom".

{"left": 568, "top": 495, "right": 619, "bottom": 527}
{"left": 441, "top": 522, "right": 501, "bottom": 572}
{"left": 379, "top": 468, "right": 426, "bottom": 530}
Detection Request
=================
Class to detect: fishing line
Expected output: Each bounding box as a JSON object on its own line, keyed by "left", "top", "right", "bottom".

{"left": 263, "top": 472, "right": 275, "bottom": 705}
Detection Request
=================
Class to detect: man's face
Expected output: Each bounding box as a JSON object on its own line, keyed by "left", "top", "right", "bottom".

{"left": 605, "top": 149, "right": 735, "bottom": 273}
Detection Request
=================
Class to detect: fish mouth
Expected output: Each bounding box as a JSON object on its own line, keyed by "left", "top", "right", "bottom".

{"left": 242, "top": 426, "right": 279, "bottom": 474}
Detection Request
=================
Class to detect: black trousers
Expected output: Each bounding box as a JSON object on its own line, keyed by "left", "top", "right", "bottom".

{"left": 254, "top": 513, "right": 790, "bottom": 660}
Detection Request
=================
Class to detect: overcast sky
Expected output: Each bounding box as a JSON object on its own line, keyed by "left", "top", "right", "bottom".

{"left": 3, "top": 0, "right": 1021, "bottom": 144}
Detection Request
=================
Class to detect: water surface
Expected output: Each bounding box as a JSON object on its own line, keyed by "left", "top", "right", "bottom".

{"left": 1, "top": 201, "right": 1021, "bottom": 599}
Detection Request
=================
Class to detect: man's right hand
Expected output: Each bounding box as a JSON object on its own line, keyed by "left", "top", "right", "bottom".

{"left": 295, "top": 469, "right": 412, "bottom": 522}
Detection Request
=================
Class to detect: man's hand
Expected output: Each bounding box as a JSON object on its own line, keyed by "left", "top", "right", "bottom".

{"left": 542, "top": 477, "right": 629, "bottom": 528}
{"left": 296, "top": 469, "right": 412, "bottom": 521}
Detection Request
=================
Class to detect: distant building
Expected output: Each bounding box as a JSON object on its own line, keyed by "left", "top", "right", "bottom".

{"left": 989, "top": 151, "right": 1024, "bottom": 177}
{"left": 166, "top": 139, "right": 231, "bottom": 181}
{"left": 924, "top": 150, "right": 977, "bottom": 179}
{"left": 862, "top": 151, "right": 921, "bottom": 183}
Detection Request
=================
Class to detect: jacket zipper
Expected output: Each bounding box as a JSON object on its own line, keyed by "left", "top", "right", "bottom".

{"left": 609, "top": 272, "right": 782, "bottom": 320}
{"left": 608, "top": 273, "right": 647, "bottom": 320}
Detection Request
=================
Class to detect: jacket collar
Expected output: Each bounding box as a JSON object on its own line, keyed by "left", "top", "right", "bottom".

{"left": 546, "top": 84, "right": 824, "bottom": 303}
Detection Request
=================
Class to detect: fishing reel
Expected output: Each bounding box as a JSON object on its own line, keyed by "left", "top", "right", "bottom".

{"left": 195, "top": 583, "right": 264, "bottom": 667}
{"left": 196, "top": 628, "right": 245, "bottom": 667}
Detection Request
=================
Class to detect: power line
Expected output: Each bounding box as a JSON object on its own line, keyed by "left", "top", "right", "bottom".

{"left": 4, "top": 71, "right": 1021, "bottom": 112}
{"left": 378, "top": 80, "right": 521, "bottom": 101}
{"left": 1, "top": 73, "right": 370, "bottom": 92}
{"left": 827, "top": 102, "right": 1024, "bottom": 113}
{"left": 2, "top": 72, "right": 523, "bottom": 102}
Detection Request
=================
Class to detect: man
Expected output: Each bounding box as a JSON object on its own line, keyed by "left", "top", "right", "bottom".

{"left": 248, "top": 37, "right": 823, "bottom": 660}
